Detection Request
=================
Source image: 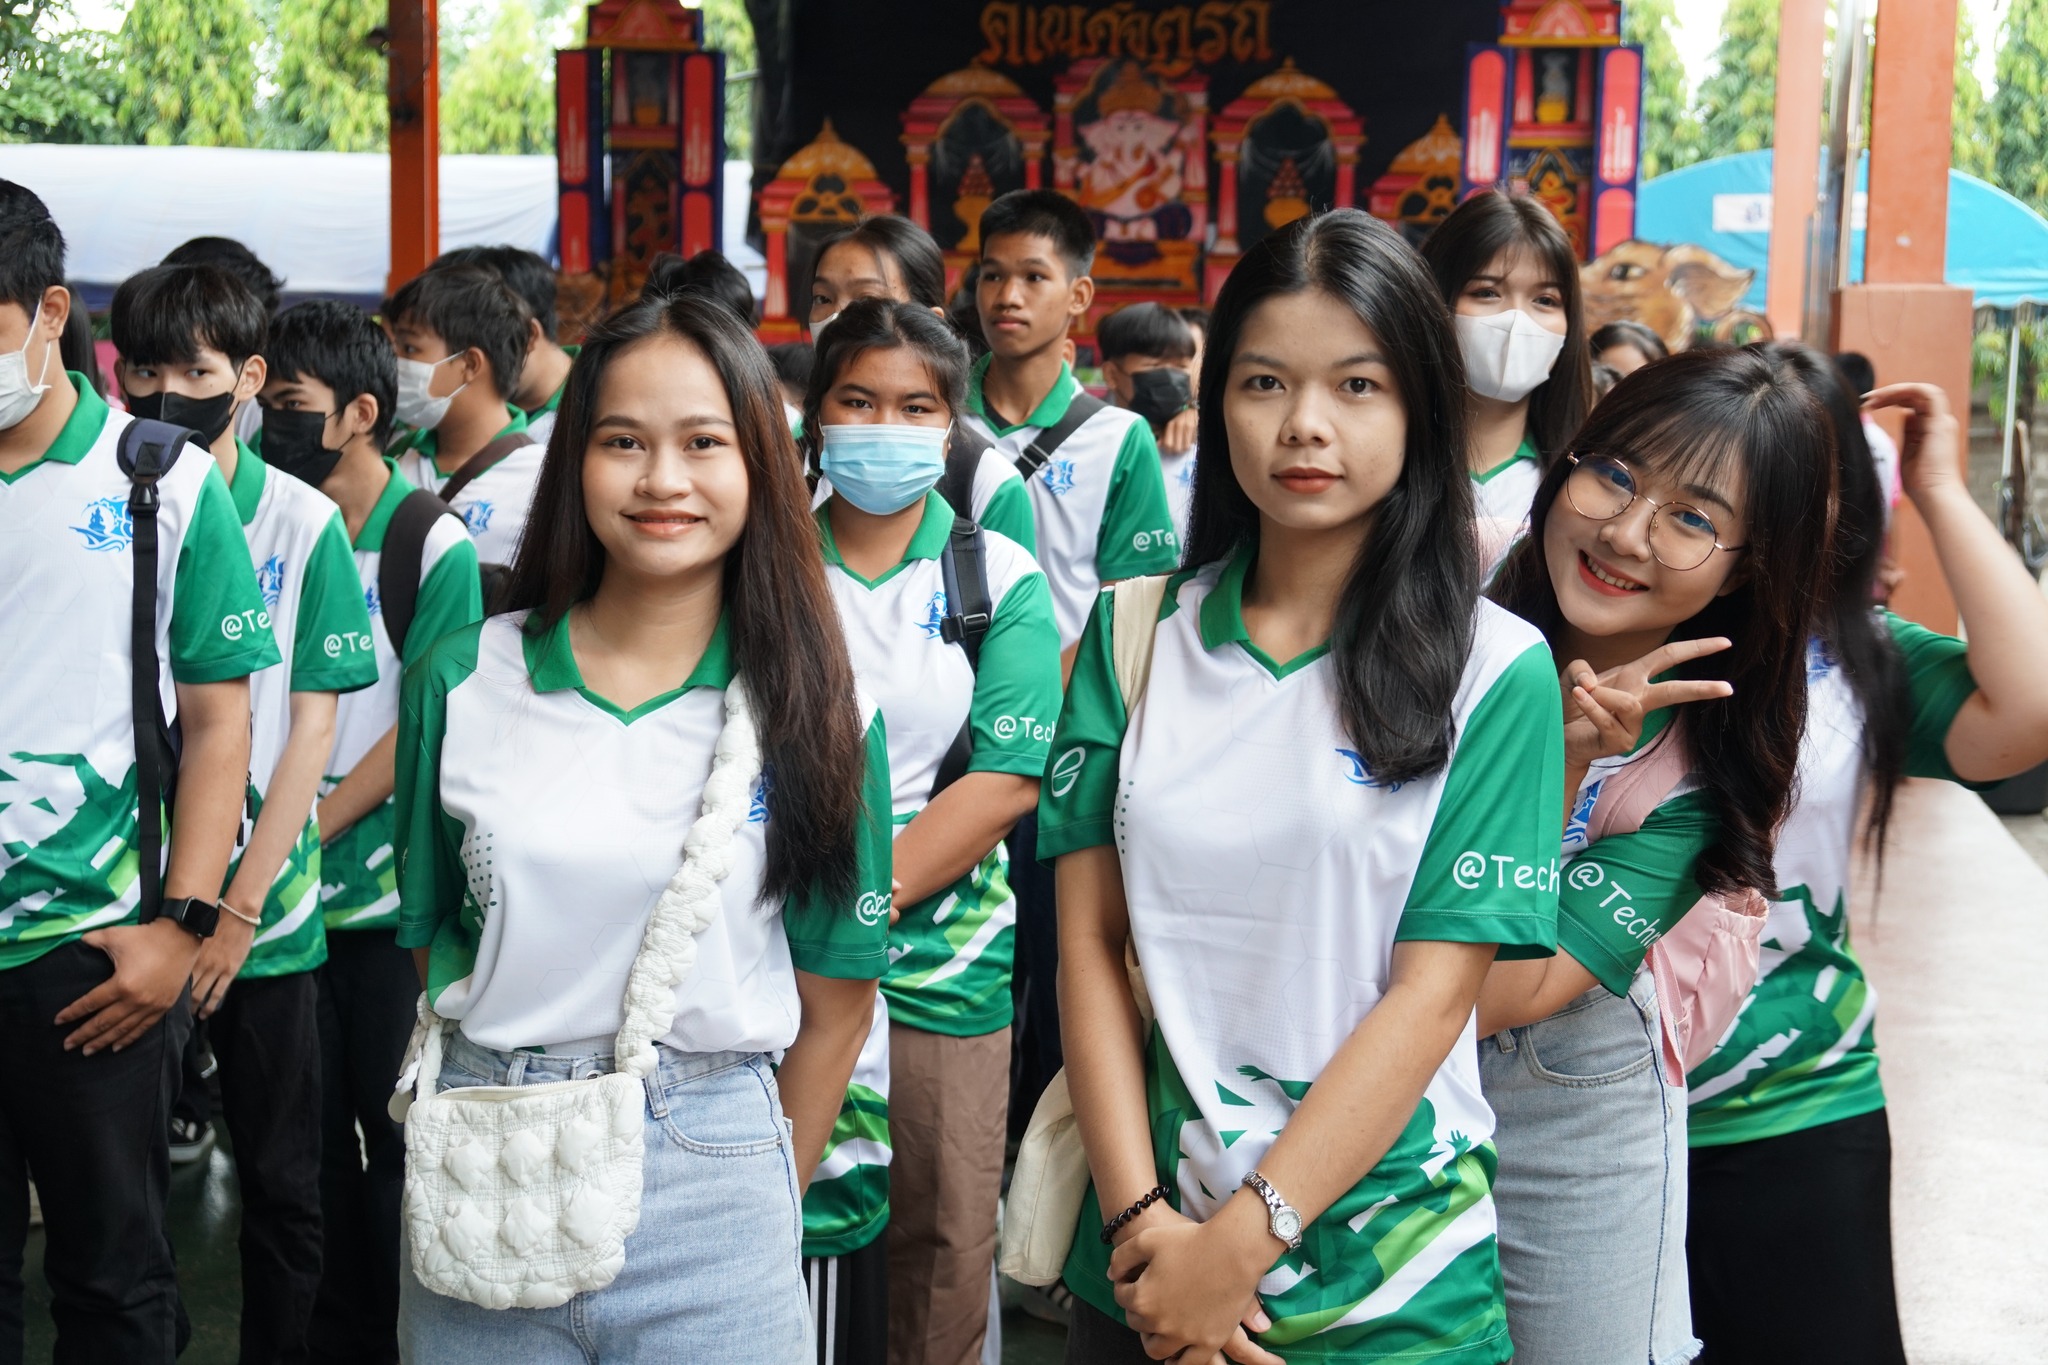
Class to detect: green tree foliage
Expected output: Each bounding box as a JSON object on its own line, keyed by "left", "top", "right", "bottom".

{"left": 0, "top": 0, "right": 122, "bottom": 143}
{"left": 264, "top": 0, "right": 387, "bottom": 151}
{"left": 1952, "top": 11, "right": 1992, "bottom": 181}
{"left": 701, "top": 0, "right": 755, "bottom": 160}
{"left": 1624, "top": 0, "right": 1698, "bottom": 179}
{"left": 116, "top": 0, "right": 263, "bottom": 147}
{"left": 1992, "top": 0, "right": 2048, "bottom": 215}
{"left": 1695, "top": 0, "right": 1779, "bottom": 157}
{"left": 440, "top": 0, "right": 554, "bottom": 155}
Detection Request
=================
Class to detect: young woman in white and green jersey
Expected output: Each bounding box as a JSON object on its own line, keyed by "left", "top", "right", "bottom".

{"left": 796, "top": 297, "right": 1062, "bottom": 1364}
{"left": 1478, "top": 347, "right": 1842, "bottom": 1365}
{"left": 1043, "top": 210, "right": 1566, "bottom": 1365}
{"left": 392, "top": 293, "right": 893, "bottom": 1358}
{"left": 1684, "top": 350, "right": 2048, "bottom": 1363}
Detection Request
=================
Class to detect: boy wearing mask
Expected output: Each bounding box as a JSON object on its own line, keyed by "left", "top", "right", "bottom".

{"left": 432, "top": 245, "right": 576, "bottom": 449}
{"left": 1096, "top": 301, "right": 1199, "bottom": 542}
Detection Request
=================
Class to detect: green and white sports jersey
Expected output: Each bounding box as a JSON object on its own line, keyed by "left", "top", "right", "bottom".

{"left": 224, "top": 444, "right": 378, "bottom": 976}
{"left": 819, "top": 491, "right": 1062, "bottom": 1036}
{"left": 390, "top": 405, "right": 543, "bottom": 566}
{"left": 1160, "top": 442, "right": 1197, "bottom": 545}
{"left": 321, "top": 461, "right": 483, "bottom": 933}
{"left": 802, "top": 990, "right": 893, "bottom": 1257}
{"left": 963, "top": 357, "right": 1180, "bottom": 647}
{"left": 395, "top": 611, "right": 894, "bottom": 1055}
{"left": 1469, "top": 436, "right": 1541, "bottom": 526}
{"left": 1555, "top": 709, "right": 1719, "bottom": 998}
{"left": 1038, "top": 555, "right": 1563, "bottom": 1362}
{"left": 1687, "top": 620, "right": 1978, "bottom": 1146}
{"left": 0, "top": 376, "right": 280, "bottom": 969}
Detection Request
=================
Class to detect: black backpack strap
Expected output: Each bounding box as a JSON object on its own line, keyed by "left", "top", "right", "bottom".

{"left": 436, "top": 429, "right": 532, "bottom": 505}
{"left": 379, "top": 489, "right": 458, "bottom": 661}
{"left": 1013, "top": 391, "right": 1106, "bottom": 481}
{"left": 115, "top": 418, "right": 195, "bottom": 923}
{"left": 930, "top": 431, "right": 995, "bottom": 800}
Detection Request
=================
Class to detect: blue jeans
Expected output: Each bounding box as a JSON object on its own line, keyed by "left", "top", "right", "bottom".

{"left": 399, "top": 1033, "right": 811, "bottom": 1363}
{"left": 1482, "top": 973, "right": 1699, "bottom": 1365}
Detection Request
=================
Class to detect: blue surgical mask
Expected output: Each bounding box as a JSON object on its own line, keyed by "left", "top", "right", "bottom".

{"left": 818, "top": 423, "right": 949, "bottom": 515}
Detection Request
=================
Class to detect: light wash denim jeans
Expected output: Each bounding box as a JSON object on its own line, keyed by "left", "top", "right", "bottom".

{"left": 398, "top": 1032, "right": 812, "bottom": 1364}
{"left": 1481, "top": 971, "right": 1699, "bottom": 1365}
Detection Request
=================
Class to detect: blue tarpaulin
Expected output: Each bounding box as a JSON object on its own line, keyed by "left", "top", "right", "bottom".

{"left": 1636, "top": 149, "right": 2048, "bottom": 309}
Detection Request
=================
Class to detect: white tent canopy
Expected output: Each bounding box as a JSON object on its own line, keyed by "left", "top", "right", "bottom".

{"left": 0, "top": 143, "right": 764, "bottom": 301}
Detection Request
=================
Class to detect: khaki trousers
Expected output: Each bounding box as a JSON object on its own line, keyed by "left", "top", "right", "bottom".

{"left": 884, "top": 1023, "right": 1010, "bottom": 1365}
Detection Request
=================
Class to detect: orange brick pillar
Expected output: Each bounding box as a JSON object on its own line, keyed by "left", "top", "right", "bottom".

{"left": 388, "top": 0, "right": 440, "bottom": 297}
{"left": 1767, "top": 0, "right": 1828, "bottom": 339}
{"left": 1836, "top": 0, "right": 1969, "bottom": 633}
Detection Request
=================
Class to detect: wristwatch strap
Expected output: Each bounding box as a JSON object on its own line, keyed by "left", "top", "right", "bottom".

{"left": 1241, "top": 1170, "right": 1303, "bottom": 1250}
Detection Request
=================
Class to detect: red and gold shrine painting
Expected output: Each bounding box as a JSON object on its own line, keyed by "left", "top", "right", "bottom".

{"left": 756, "top": 0, "right": 1645, "bottom": 337}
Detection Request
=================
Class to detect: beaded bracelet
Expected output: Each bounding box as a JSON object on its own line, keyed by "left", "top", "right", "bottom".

{"left": 1100, "top": 1185, "right": 1172, "bottom": 1245}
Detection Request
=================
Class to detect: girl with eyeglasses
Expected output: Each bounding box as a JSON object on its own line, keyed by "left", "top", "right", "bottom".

{"left": 1475, "top": 346, "right": 1840, "bottom": 1365}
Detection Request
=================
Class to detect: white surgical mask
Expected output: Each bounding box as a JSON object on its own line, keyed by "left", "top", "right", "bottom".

{"left": 0, "top": 300, "right": 55, "bottom": 431}
{"left": 808, "top": 310, "right": 840, "bottom": 346}
{"left": 394, "top": 353, "right": 467, "bottom": 431}
{"left": 1456, "top": 309, "right": 1567, "bottom": 404}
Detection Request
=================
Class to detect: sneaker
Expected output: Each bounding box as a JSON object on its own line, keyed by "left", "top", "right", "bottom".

{"left": 168, "top": 1116, "right": 215, "bottom": 1165}
{"left": 1013, "top": 1277, "right": 1072, "bottom": 1326}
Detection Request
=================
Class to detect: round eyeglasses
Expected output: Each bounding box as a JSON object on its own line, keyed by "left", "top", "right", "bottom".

{"left": 1563, "top": 454, "right": 1745, "bottom": 572}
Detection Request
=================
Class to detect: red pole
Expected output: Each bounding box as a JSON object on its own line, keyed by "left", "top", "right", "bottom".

{"left": 388, "top": 0, "right": 440, "bottom": 297}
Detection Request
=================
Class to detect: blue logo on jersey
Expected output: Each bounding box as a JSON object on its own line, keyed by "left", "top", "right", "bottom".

{"left": 461, "top": 500, "right": 495, "bottom": 536}
{"left": 256, "top": 554, "right": 286, "bottom": 609}
{"left": 1039, "top": 458, "right": 1076, "bottom": 496}
{"left": 363, "top": 582, "right": 382, "bottom": 617}
{"left": 1336, "top": 748, "right": 1404, "bottom": 792}
{"left": 748, "top": 767, "right": 774, "bottom": 824}
{"left": 71, "top": 495, "right": 133, "bottom": 552}
{"left": 919, "top": 590, "right": 948, "bottom": 640}
{"left": 1178, "top": 460, "right": 1196, "bottom": 489}
{"left": 1564, "top": 776, "right": 1606, "bottom": 851}
{"left": 1806, "top": 636, "right": 1837, "bottom": 682}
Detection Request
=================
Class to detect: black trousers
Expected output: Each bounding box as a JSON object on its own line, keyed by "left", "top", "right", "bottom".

{"left": 1688, "top": 1107, "right": 1907, "bottom": 1365}
{"left": 214, "top": 971, "right": 324, "bottom": 1365}
{"left": 0, "top": 941, "right": 186, "bottom": 1365}
{"left": 1006, "top": 813, "right": 1063, "bottom": 1144}
{"left": 1063, "top": 1297, "right": 1152, "bottom": 1365}
{"left": 309, "top": 929, "right": 417, "bottom": 1365}
{"left": 805, "top": 1233, "right": 889, "bottom": 1365}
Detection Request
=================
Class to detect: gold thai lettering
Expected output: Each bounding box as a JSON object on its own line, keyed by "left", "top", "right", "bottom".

{"left": 976, "top": 1, "right": 1273, "bottom": 71}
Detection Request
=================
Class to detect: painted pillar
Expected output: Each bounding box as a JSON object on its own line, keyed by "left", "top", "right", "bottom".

{"left": 1838, "top": 0, "right": 1969, "bottom": 633}
{"left": 387, "top": 0, "right": 439, "bottom": 295}
{"left": 1766, "top": 0, "right": 1826, "bottom": 339}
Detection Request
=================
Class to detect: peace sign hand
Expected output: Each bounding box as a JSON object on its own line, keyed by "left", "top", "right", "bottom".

{"left": 1561, "top": 636, "right": 1734, "bottom": 769}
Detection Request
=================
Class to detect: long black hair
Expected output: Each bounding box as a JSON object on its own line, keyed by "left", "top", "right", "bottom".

{"left": 501, "top": 293, "right": 869, "bottom": 906}
{"left": 1489, "top": 346, "right": 1839, "bottom": 896}
{"left": 1419, "top": 189, "right": 1593, "bottom": 466}
{"left": 797, "top": 297, "right": 969, "bottom": 473}
{"left": 1186, "top": 208, "right": 1476, "bottom": 786}
{"left": 1771, "top": 341, "right": 1911, "bottom": 856}
{"left": 806, "top": 216, "right": 948, "bottom": 311}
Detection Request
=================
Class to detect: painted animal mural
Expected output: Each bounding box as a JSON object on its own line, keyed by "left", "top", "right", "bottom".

{"left": 1580, "top": 239, "right": 1772, "bottom": 352}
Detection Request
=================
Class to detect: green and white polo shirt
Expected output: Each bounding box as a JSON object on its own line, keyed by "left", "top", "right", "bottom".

{"left": 394, "top": 610, "right": 894, "bottom": 1056}
{"left": 0, "top": 375, "right": 280, "bottom": 969}
{"left": 1161, "top": 442, "right": 1197, "bottom": 545}
{"left": 812, "top": 442, "right": 1039, "bottom": 558}
{"left": 224, "top": 443, "right": 378, "bottom": 976}
{"left": 390, "top": 405, "right": 544, "bottom": 567}
{"left": 1687, "top": 620, "right": 1979, "bottom": 1146}
{"left": 1555, "top": 707, "right": 1719, "bottom": 998}
{"left": 1039, "top": 554, "right": 1562, "bottom": 1362}
{"left": 804, "top": 988, "right": 893, "bottom": 1258}
{"left": 321, "top": 460, "right": 483, "bottom": 933}
{"left": 963, "top": 356, "right": 1180, "bottom": 647}
{"left": 521, "top": 344, "right": 577, "bottom": 452}
{"left": 1470, "top": 435, "right": 1541, "bottom": 527}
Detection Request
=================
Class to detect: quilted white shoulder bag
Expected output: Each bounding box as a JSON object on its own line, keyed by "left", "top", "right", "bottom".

{"left": 1000, "top": 576, "right": 1164, "bottom": 1286}
{"left": 389, "top": 676, "right": 763, "bottom": 1310}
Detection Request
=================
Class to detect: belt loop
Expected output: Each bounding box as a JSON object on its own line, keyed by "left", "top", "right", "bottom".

{"left": 641, "top": 1063, "right": 668, "bottom": 1120}
{"left": 1493, "top": 1028, "right": 1518, "bottom": 1055}
{"left": 506, "top": 1051, "right": 528, "bottom": 1085}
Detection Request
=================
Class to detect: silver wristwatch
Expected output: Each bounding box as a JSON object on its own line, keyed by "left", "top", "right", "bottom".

{"left": 1240, "top": 1170, "right": 1303, "bottom": 1250}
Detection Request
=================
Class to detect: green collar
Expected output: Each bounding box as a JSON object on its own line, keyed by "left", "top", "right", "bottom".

{"left": 523, "top": 607, "right": 735, "bottom": 722}
{"left": 1198, "top": 550, "right": 1331, "bottom": 680}
{"left": 227, "top": 437, "right": 267, "bottom": 526}
{"left": 815, "top": 490, "right": 953, "bottom": 587}
{"left": 967, "top": 353, "right": 1078, "bottom": 435}
{"left": 526, "top": 347, "right": 577, "bottom": 420}
{"left": 0, "top": 373, "right": 106, "bottom": 483}
{"left": 1472, "top": 433, "right": 1541, "bottom": 485}
{"left": 391, "top": 403, "right": 528, "bottom": 463}
{"left": 351, "top": 458, "right": 414, "bottom": 551}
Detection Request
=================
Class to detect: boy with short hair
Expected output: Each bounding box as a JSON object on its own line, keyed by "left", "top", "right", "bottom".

{"left": 434, "top": 244, "right": 575, "bottom": 448}
{"left": 110, "top": 263, "right": 380, "bottom": 1363}
{"left": 0, "top": 179, "right": 276, "bottom": 1361}
{"left": 259, "top": 298, "right": 484, "bottom": 1364}
{"left": 1096, "top": 301, "right": 1200, "bottom": 541}
{"left": 963, "top": 189, "right": 1179, "bottom": 657}
{"left": 383, "top": 264, "right": 543, "bottom": 569}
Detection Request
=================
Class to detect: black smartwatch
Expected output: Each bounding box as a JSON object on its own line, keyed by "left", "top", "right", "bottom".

{"left": 153, "top": 896, "right": 221, "bottom": 940}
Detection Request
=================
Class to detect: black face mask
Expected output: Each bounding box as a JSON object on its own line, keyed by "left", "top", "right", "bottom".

{"left": 1127, "top": 367, "right": 1192, "bottom": 429}
{"left": 126, "top": 388, "right": 239, "bottom": 446}
{"left": 260, "top": 407, "right": 345, "bottom": 487}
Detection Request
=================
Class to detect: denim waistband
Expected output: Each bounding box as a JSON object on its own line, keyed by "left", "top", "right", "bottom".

{"left": 443, "top": 1029, "right": 762, "bottom": 1089}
